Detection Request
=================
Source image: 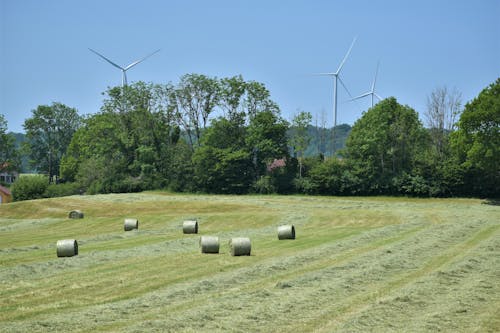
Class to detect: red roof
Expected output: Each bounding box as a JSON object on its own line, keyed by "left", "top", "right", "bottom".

{"left": 0, "top": 185, "right": 11, "bottom": 196}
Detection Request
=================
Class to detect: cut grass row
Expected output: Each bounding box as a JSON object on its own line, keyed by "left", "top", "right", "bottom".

{"left": 1, "top": 193, "right": 498, "bottom": 332}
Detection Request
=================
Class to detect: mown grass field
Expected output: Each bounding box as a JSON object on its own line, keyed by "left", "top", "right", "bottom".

{"left": 0, "top": 193, "right": 499, "bottom": 332}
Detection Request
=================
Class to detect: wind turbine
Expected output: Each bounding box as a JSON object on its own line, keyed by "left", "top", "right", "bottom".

{"left": 89, "top": 48, "right": 160, "bottom": 87}
{"left": 314, "top": 37, "right": 356, "bottom": 154}
{"left": 350, "top": 61, "right": 382, "bottom": 108}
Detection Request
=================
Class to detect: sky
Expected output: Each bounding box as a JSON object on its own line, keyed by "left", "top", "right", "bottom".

{"left": 1, "top": 0, "right": 499, "bottom": 133}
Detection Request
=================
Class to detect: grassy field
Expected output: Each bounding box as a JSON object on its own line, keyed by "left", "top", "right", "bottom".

{"left": 0, "top": 193, "right": 499, "bottom": 332}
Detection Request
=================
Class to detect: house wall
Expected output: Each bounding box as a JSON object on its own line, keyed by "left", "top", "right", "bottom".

{"left": 0, "top": 172, "right": 18, "bottom": 184}
{"left": 0, "top": 191, "right": 12, "bottom": 204}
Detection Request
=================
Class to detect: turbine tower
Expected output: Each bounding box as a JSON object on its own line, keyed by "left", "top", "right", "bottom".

{"left": 350, "top": 61, "right": 382, "bottom": 108}
{"left": 89, "top": 48, "right": 160, "bottom": 87}
{"left": 314, "top": 37, "right": 356, "bottom": 154}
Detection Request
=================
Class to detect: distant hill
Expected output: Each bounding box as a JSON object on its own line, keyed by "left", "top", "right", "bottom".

{"left": 288, "top": 124, "right": 352, "bottom": 157}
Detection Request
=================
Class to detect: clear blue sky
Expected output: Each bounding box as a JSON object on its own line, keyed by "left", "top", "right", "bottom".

{"left": 1, "top": 0, "right": 499, "bottom": 133}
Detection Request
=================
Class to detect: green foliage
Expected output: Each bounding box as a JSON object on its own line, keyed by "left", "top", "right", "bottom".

{"left": 290, "top": 111, "right": 312, "bottom": 177}
{"left": 59, "top": 155, "right": 79, "bottom": 182}
{"left": 67, "top": 83, "right": 182, "bottom": 193}
{"left": 0, "top": 114, "right": 20, "bottom": 172}
{"left": 246, "top": 110, "right": 289, "bottom": 177}
{"left": 244, "top": 80, "right": 280, "bottom": 118}
{"left": 202, "top": 116, "right": 246, "bottom": 150}
{"left": 12, "top": 75, "right": 498, "bottom": 198}
{"left": 44, "top": 182, "right": 81, "bottom": 198}
{"left": 166, "top": 141, "right": 194, "bottom": 192}
{"left": 193, "top": 146, "right": 253, "bottom": 194}
{"left": 23, "top": 103, "right": 81, "bottom": 181}
{"left": 297, "top": 158, "right": 362, "bottom": 195}
{"left": 173, "top": 74, "right": 221, "bottom": 147}
{"left": 252, "top": 176, "right": 276, "bottom": 194}
{"left": 219, "top": 75, "right": 246, "bottom": 120}
{"left": 345, "top": 97, "right": 428, "bottom": 194}
{"left": 11, "top": 175, "right": 48, "bottom": 201}
{"left": 451, "top": 78, "right": 500, "bottom": 197}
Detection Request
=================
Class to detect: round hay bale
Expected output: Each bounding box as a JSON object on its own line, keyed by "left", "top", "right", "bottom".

{"left": 229, "top": 237, "right": 251, "bottom": 256}
{"left": 68, "top": 210, "right": 84, "bottom": 219}
{"left": 183, "top": 220, "right": 198, "bottom": 234}
{"left": 278, "top": 225, "right": 295, "bottom": 240}
{"left": 200, "top": 236, "right": 219, "bottom": 254}
{"left": 56, "top": 239, "right": 78, "bottom": 257}
{"left": 124, "top": 218, "right": 139, "bottom": 231}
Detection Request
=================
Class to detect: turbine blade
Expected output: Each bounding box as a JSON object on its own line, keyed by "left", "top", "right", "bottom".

{"left": 89, "top": 48, "right": 124, "bottom": 70}
{"left": 125, "top": 49, "right": 161, "bottom": 70}
{"left": 311, "top": 72, "right": 335, "bottom": 76}
{"left": 335, "top": 36, "right": 357, "bottom": 74}
{"left": 371, "top": 61, "right": 380, "bottom": 92}
{"left": 338, "top": 77, "right": 354, "bottom": 99}
{"left": 348, "top": 92, "right": 371, "bottom": 101}
{"left": 374, "top": 92, "right": 383, "bottom": 100}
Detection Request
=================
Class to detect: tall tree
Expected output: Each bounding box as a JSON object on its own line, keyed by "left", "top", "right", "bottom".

{"left": 345, "top": 97, "right": 427, "bottom": 194}
{"left": 219, "top": 75, "right": 247, "bottom": 121}
{"left": 425, "top": 86, "right": 462, "bottom": 158}
{"left": 173, "top": 74, "right": 220, "bottom": 148}
{"left": 246, "top": 110, "right": 289, "bottom": 179}
{"left": 244, "top": 80, "right": 280, "bottom": 119}
{"left": 23, "top": 103, "right": 81, "bottom": 182}
{"left": 451, "top": 78, "right": 500, "bottom": 197}
{"left": 64, "top": 82, "right": 182, "bottom": 191}
{"left": 0, "top": 114, "right": 20, "bottom": 174}
{"left": 290, "top": 111, "right": 312, "bottom": 177}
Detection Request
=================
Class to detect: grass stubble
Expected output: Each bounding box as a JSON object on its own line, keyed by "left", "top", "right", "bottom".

{"left": 0, "top": 193, "right": 498, "bottom": 332}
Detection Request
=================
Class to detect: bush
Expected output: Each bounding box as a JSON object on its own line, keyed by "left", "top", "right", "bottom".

{"left": 11, "top": 175, "right": 48, "bottom": 201}
{"left": 253, "top": 176, "right": 276, "bottom": 194}
{"left": 45, "top": 182, "right": 81, "bottom": 198}
{"left": 293, "top": 177, "right": 317, "bottom": 194}
{"left": 393, "top": 173, "right": 432, "bottom": 197}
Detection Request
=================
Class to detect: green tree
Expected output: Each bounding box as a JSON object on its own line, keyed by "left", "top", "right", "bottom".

{"left": 0, "top": 114, "right": 20, "bottom": 174}
{"left": 173, "top": 74, "right": 220, "bottom": 148}
{"left": 192, "top": 116, "right": 252, "bottom": 193}
{"left": 451, "top": 78, "right": 500, "bottom": 197}
{"left": 244, "top": 81, "right": 280, "bottom": 118}
{"left": 23, "top": 103, "right": 81, "bottom": 182}
{"left": 202, "top": 115, "right": 246, "bottom": 150}
{"left": 246, "top": 110, "right": 289, "bottom": 179}
{"left": 64, "top": 82, "right": 182, "bottom": 192}
{"left": 219, "top": 75, "right": 247, "bottom": 121}
{"left": 62, "top": 112, "right": 125, "bottom": 184}
{"left": 345, "top": 97, "right": 428, "bottom": 194}
{"left": 192, "top": 146, "right": 253, "bottom": 194}
{"left": 290, "top": 111, "right": 312, "bottom": 177}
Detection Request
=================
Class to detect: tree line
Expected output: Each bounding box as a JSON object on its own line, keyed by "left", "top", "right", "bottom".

{"left": 1, "top": 75, "right": 499, "bottom": 199}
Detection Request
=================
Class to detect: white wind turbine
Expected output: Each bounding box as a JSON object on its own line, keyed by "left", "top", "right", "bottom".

{"left": 89, "top": 48, "right": 160, "bottom": 87}
{"left": 314, "top": 37, "right": 356, "bottom": 153}
{"left": 350, "top": 61, "right": 382, "bottom": 108}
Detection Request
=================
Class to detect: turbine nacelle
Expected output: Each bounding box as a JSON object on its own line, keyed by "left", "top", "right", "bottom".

{"left": 349, "top": 61, "right": 382, "bottom": 108}
{"left": 313, "top": 37, "right": 357, "bottom": 153}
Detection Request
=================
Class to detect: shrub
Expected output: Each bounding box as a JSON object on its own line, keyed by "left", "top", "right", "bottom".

{"left": 293, "top": 177, "right": 317, "bottom": 194}
{"left": 11, "top": 175, "right": 48, "bottom": 201}
{"left": 45, "top": 182, "right": 81, "bottom": 198}
{"left": 253, "top": 176, "right": 276, "bottom": 194}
